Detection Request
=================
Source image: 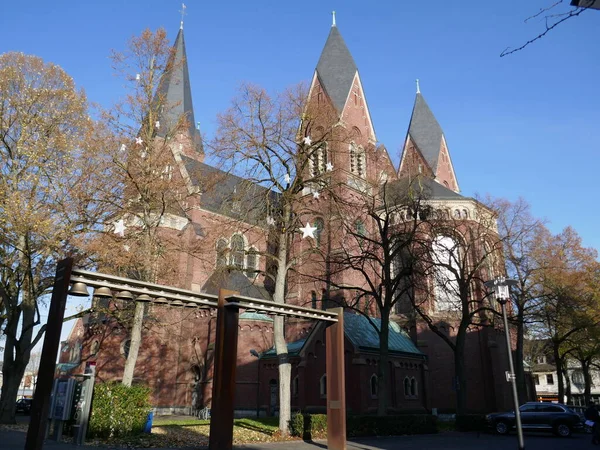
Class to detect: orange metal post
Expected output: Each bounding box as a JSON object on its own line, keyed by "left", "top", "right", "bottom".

{"left": 326, "top": 307, "right": 346, "bottom": 450}
{"left": 208, "top": 289, "right": 239, "bottom": 450}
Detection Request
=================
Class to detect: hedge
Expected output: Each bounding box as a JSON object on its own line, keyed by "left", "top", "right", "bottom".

{"left": 88, "top": 382, "right": 152, "bottom": 438}
{"left": 290, "top": 413, "right": 437, "bottom": 439}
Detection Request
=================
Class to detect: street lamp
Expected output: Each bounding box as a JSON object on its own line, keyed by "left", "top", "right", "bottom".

{"left": 485, "top": 277, "right": 524, "bottom": 450}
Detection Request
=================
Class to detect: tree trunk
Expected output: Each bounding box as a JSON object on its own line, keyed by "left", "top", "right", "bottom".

{"left": 273, "top": 227, "right": 290, "bottom": 435}
{"left": 377, "top": 311, "right": 390, "bottom": 416}
{"left": 0, "top": 360, "right": 27, "bottom": 424}
{"left": 562, "top": 366, "right": 572, "bottom": 405}
{"left": 552, "top": 340, "right": 565, "bottom": 403}
{"left": 122, "top": 302, "right": 145, "bottom": 387}
{"left": 454, "top": 328, "right": 468, "bottom": 415}
{"left": 583, "top": 359, "right": 592, "bottom": 405}
{"left": 514, "top": 308, "right": 527, "bottom": 403}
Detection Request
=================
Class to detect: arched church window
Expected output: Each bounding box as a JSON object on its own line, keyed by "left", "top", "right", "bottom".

{"left": 432, "top": 235, "right": 461, "bottom": 311}
{"left": 404, "top": 377, "right": 410, "bottom": 397}
{"left": 410, "top": 377, "right": 418, "bottom": 396}
{"left": 370, "top": 374, "right": 378, "bottom": 397}
{"left": 443, "top": 180, "right": 449, "bottom": 188}
{"left": 462, "top": 209, "right": 469, "bottom": 219}
{"left": 230, "top": 234, "right": 245, "bottom": 269}
{"left": 320, "top": 374, "right": 327, "bottom": 397}
{"left": 246, "top": 247, "right": 258, "bottom": 278}
{"left": 310, "top": 143, "right": 328, "bottom": 177}
{"left": 315, "top": 218, "right": 324, "bottom": 247}
{"left": 350, "top": 142, "right": 366, "bottom": 178}
{"left": 216, "top": 238, "right": 228, "bottom": 269}
{"left": 311, "top": 291, "right": 317, "bottom": 309}
{"left": 453, "top": 209, "right": 461, "bottom": 219}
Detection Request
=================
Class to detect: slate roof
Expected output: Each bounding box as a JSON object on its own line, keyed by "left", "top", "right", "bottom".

{"left": 384, "top": 175, "right": 466, "bottom": 204}
{"left": 316, "top": 25, "right": 358, "bottom": 112}
{"left": 344, "top": 313, "right": 424, "bottom": 356}
{"left": 182, "top": 155, "right": 279, "bottom": 225}
{"left": 155, "top": 29, "right": 203, "bottom": 153}
{"left": 201, "top": 269, "right": 272, "bottom": 300}
{"left": 261, "top": 313, "right": 424, "bottom": 359}
{"left": 407, "top": 93, "right": 444, "bottom": 173}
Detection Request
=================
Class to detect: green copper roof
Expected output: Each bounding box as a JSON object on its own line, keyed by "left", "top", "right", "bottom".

{"left": 344, "top": 313, "right": 424, "bottom": 356}
{"left": 261, "top": 338, "right": 307, "bottom": 358}
{"left": 261, "top": 313, "right": 424, "bottom": 359}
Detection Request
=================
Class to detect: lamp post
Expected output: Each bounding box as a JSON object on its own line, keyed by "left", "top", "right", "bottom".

{"left": 485, "top": 276, "right": 524, "bottom": 450}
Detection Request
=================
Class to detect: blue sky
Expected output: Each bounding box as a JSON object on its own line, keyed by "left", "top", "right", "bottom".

{"left": 1, "top": 0, "right": 598, "bottom": 256}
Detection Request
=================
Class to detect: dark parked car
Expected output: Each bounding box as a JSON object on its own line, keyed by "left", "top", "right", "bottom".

{"left": 15, "top": 398, "right": 33, "bottom": 414}
{"left": 486, "top": 402, "right": 582, "bottom": 437}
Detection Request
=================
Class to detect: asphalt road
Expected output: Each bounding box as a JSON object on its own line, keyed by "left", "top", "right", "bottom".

{"left": 0, "top": 428, "right": 590, "bottom": 450}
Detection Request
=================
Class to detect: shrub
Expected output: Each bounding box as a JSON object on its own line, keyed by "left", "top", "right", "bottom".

{"left": 290, "top": 413, "right": 436, "bottom": 439}
{"left": 289, "top": 413, "right": 328, "bottom": 440}
{"left": 455, "top": 414, "right": 488, "bottom": 432}
{"left": 88, "top": 382, "right": 152, "bottom": 438}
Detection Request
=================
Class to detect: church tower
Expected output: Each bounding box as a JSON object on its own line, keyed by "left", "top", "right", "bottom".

{"left": 305, "top": 15, "right": 396, "bottom": 188}
{"left": 398, "top": 90, "right": 459, "bottom": 192}
{"left": 155, "top": 25, "right": 204, "bottom": 161}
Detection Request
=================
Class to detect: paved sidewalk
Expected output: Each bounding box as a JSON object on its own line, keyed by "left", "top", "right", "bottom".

{"left": 0, "top": 428, "right": 587, "bottom": 449}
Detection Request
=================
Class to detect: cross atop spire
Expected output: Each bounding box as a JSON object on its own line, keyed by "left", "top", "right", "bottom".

{"left": 416, "top": 78, "right": 420, "bottom": 94}
{"left": 179, "top": 3, "right": 187, "bottom": 30}
{"left": 332, "top": 10, "right": 336, "bottom": 27}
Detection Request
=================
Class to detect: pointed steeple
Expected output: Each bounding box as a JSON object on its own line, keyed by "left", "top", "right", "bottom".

{"left": 407, "top": 93, "right": 444, "bottom": 173}
{"left": 400, "top": 91, "right": 459, "bottom": 192}
{"left": 155, "top": 28, "right": 203, "bottom": 154}
{"left": 315, "top": 25, "right": 358, "bottom": 112}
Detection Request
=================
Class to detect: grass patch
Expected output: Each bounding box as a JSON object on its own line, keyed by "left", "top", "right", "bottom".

{"left": 97, "top": 416, "right": 291, "bottom": 448}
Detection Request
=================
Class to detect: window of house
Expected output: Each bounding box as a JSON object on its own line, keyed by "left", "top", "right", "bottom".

{"left": 533, "top": 374, "right": 540, "bottom": 385}
{"left": 546, "top": 374, "right": 554, "bottom": 385}
{"left": 230, "top": 234, "right": 245, "bottom": 269}
{"left": 216, "top": 238, "right": 228, "bottom": 269}
{"left": 311, "top": 291, "right": 317, "bottom": 309}
{"left": 572, "top": 370, "right": 584, "bottom": 384}
{"left": 432, "top": 235, "right": 461, "bottom": 311}
{"left": 320, "top": 374, "right": 327, "bottom": 398}
{"left": 404, "top": 377, "right": 410, "bottom": 397}
{"left": 245, "top": 247, "right": 258, "bottom": 278}
{"left": 370, "top": 374, "right": 378, "bottom": 398}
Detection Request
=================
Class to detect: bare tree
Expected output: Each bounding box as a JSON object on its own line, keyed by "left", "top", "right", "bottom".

{"left": 211, "top": 82, "right": 340, "bottom": 434}
{"left": 501, "top": 1, "right": 594, "bottom": 57}
{"left": 489, "top": 197, "right": 549, "bottom": 403}
{"left": 86, "top": 28, "right": 200, "bottom": 387}
{"left": 409, "top": 198, "right": 504, "bottom": 415}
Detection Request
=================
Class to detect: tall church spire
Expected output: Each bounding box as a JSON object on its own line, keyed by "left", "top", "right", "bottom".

{"left": 155, "top": 27, "right": 203, "bottom": 154}
{"left": 315, "top": 24, "right": 358, "bottom": 112}
{"left": 399, "top": 91, "right": 459, "bottom": 192}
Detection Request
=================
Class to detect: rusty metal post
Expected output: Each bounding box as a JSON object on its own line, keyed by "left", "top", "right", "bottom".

{"left": 25, "top": 258, "right": 74, "bottom": 450}
{"left": 208, "top": 289, "right": 239, "bottom": 450}
{"left": 326, "top": 307, "right": 346, "bottom": 450}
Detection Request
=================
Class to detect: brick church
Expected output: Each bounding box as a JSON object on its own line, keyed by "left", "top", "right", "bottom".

{"left": 59, "top": 18, "right": 514, "bottom": 416}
